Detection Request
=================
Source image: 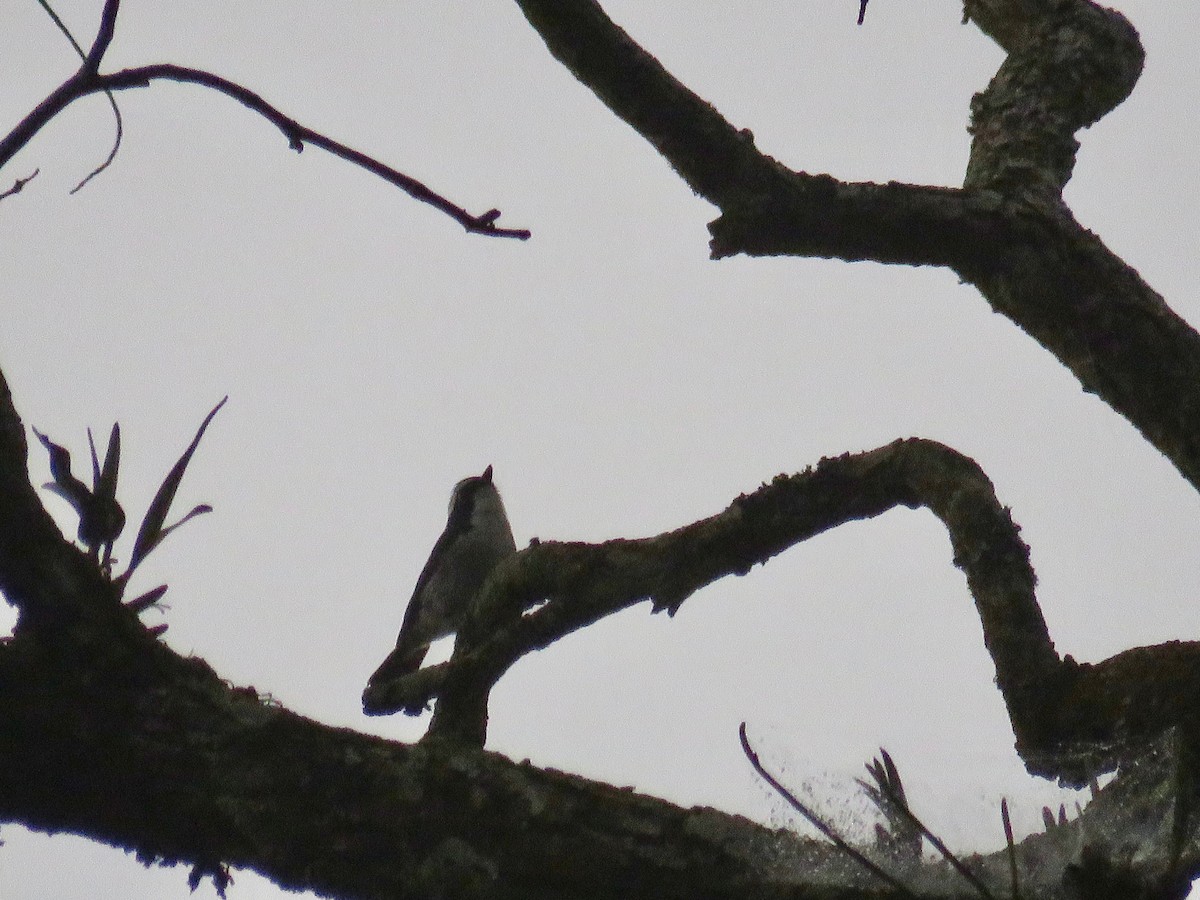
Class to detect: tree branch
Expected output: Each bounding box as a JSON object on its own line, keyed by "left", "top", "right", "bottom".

{"left": 364, "top": 439, "right": 1062, "bottom": 754}
{"left": 0, "top": 27, "right": 529, "bottom": 238}
{"left": 962, "top": 0, "right": 1143, "bottom": 198}
{"left": 83, "top": 0, "right": 121, "bottom": 74}
{"left": 35, "top": 0, "right": 125, "bottom": 194}
{"left": 509, "top": 1, "right": 1200, "bottom": 498}
{"left": 0, "top": 168, "right": 39, "bottom": 201}
{"left": 363, "top": 432, "right": 1200, "bottom": 794}
{"left": 1, "top": 367, "right": 993, "bottom": 897}
{"left": 94, "top": 64, "right": 529, "bottom": 238}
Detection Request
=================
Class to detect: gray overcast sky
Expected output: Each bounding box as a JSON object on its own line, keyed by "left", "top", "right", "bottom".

{"left": 2, "top": 2, "right": 1198, "bottom": 897}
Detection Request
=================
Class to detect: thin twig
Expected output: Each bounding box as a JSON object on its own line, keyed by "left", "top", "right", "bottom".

{"left": 1000, "top": 798, "right": 1021, "bottom": 900}
{"left": 69, "top": 99, "right": 122, "bottom": 194}
{"left": 84, "top": 0, "right": 121, "bottom": 73}
{"left": 4, "top": 10, "right": 528, "bottom": 237}
{"left": 0, "top": 55, "right": 528, "bottom": 237}
{"left": 738, "top": 724, "right": 918, "bottom": 898}
{"left": 36, "top": 0, "right": 87, "bottom": 57}
{"left": 35, "top": 0, "right": 124, "bottom": 192}
{"left": 0, "top": 169, "right": 39, "bottom": 201}
{"left": 868, "top": 755, "right": 997, "bottom": 899}
{"left": 98, "top": 64, "right": 530, "bottom": 238}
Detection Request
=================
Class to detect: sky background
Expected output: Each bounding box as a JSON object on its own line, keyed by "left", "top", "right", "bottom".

{"left": 1, "top": 2, "right": 1198, "bottom": 897}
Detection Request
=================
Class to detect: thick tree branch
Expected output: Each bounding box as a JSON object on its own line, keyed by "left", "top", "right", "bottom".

{"left": 368, "top": 439, "right": 1061, "bottom": 752}
{"left": 365, "top": 433, "right": 1200, "bottom": 795}
{"left": 511, "top": 1, "right": 1200, "bottom": 499}
{"left": 963, "top": 0, "right": 1142, "bottom": 197}
{"left": 2, "top": 630, "right": 874, "bottom": 900}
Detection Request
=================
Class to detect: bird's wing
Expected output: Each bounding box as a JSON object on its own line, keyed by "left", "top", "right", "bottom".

{"left": 394, "top": 501, "right": 475, "bottom": 645}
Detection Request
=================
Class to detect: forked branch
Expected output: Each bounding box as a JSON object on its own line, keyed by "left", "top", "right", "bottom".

{"left": 2, "top": 2, "right": 529, "bottom": 237}
{"left": 510, "top": 1, "right": 1200, "bottom": 500}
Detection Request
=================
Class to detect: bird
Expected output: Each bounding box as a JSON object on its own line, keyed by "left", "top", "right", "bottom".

{"left": 366, "top": 465, "right": 516, "bottom": 689}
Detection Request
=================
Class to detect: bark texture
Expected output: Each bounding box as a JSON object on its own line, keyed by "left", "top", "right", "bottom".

{"left": 4, "top": 0, "right": 1200, "bottom": 898}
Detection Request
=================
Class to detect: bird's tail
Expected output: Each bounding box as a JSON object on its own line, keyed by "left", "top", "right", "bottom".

{"left": 366, "top": 641, "right": 429, "bottom": 688}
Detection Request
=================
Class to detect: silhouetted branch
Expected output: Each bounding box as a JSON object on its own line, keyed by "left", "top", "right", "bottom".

{"left": 511, "top": 2, "right": 1200, "bottom": 500}
{"left": 69, "top": 96, "right": 122, "bottom": 194}
{"left": 35, "top": 0, "right": 124, "bottom": 193}
{"left": 84, "top": 0, "right": 120, "bottom": 73}
{"left": 740, "top": 724, "right": 919, "bottom": 898}
{"left": 366, "top": 438, "right": 1061, "bottom": 749}
{"left": 36, "top": 0, "right": 88, "bottom": 57}
{"left": 97, "top": 64, "right": 529, "bottom": 238}
{"left": 360, "top": 430, "right": 1200, "bottom": 792}
{"left": 2, "top": 5, "right": 529, "bottom": 238}
{"left": 0, "top": 169, "right": 38, "bottom": 201}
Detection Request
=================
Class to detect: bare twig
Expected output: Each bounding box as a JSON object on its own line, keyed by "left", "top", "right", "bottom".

{"left": 863, "top": 753, "right": 996, "bottom": 899}
{"left": 84, "top": 0, "right": 121, "bottom": 73}
{"left": 69, "top": 99, "right": 122, "bottom": 194}
{"left": 738, "top": 724, "right": 918, "bottom": 898}
{"left": 35, "top": 0, "right": 124, "bottom": 193}
{"left": 35, "top": 0, "right": 87, "bottom": 58}
{"left": 1000, "top": 798, "right": 1022, "bottom": 900}
{"left": 97, "top": 64, "right": 529, "bottom": 238}
{"left": 0, "top": 169, "right": 39, "bottom": 201}
{"left": 0, "top": 21, "right": 530, "bottom": 238}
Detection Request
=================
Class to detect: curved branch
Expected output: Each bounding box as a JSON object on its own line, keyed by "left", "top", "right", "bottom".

{"left": 396, "top": 427, "right": 1200, "bottom": 787}
{"left": 35, "top": 0, "right": 125, "bottom": 194}
{"left": 0, "top": 168, "right": 39, "bottom": 201}
{"left": 371, "top": 435, "right": 1200, "bottom": 789}
{"left": 963, "top": 0, "right": 1143, "bottom": 197}
{"left": 362, "top": 439, "right": 1062, "bottom": 751}
{"left": 95, "top": 64, "right": 530, "bottom": 239}
{"left": 0, "top": 56, "right": 529, "bottom": 238}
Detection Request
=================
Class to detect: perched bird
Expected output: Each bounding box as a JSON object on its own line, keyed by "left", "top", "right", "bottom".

{"left": 366, "top": 465, "right": 516, "bottom": 688}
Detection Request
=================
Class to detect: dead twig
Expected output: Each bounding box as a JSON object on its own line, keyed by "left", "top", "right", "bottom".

{"left": 36, "top": 0, "right": 124, "bottom": 193}
{"left": 860, "top": 749, "right": 996, "bottom": 899}
{"left": 738, "top": 724, "right": 918, "bottom": 898}
{"left": 1001, "top": 798, "right": 1021, "bottom": 900}
{"left": 4, "top": 1, "right": 528, "bottom": 238}
{"left": 0, "top": 169, "right": 39, "bottom": 201}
